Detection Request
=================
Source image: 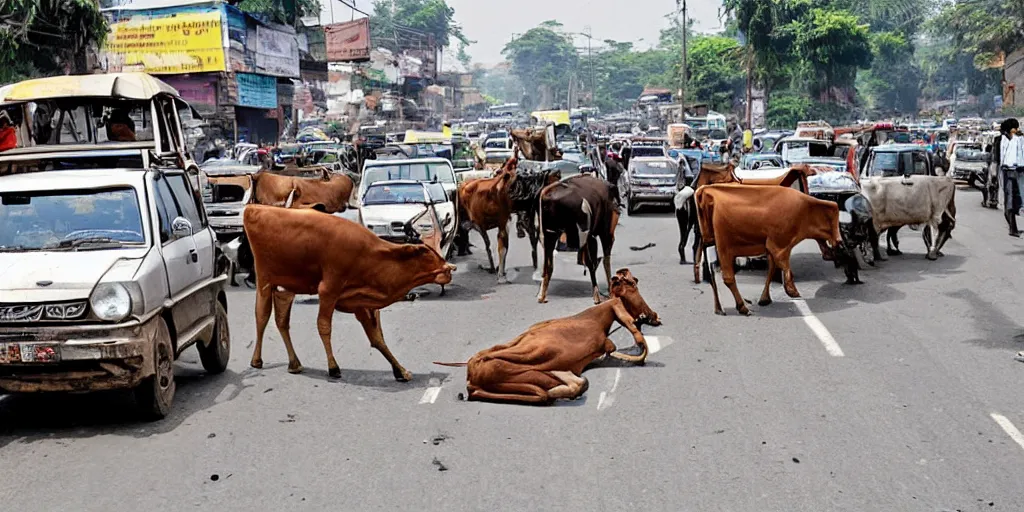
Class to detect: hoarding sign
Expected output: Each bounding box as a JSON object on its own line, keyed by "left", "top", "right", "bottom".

{"left": 236, "top": 73, "right": 278, "bottom": 109}
{"left": 103, "top": 11, "right": 226, "bottom": 74}
{"left": 256, "top": 25, "right": 300, "bottom": 78}
{"left": 325, "top": 18, "right": 370, "bottom": 62}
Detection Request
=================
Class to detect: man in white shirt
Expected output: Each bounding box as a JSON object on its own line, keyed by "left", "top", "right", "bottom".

{"left": 999, "top": 118, "right": 1024, "bottom": 237}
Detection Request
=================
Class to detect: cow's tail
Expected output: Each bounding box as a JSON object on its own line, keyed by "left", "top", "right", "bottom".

{"left": 433, "top": 361, "right": 469, "bottom": 367}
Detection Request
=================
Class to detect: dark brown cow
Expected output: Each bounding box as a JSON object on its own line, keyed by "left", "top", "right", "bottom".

{"left": 435, "top": 269, "right": 660, "bottom": 404}
{"left": 456, "top": 156, "right": 518, "bottom": 282}
{"left": 250, "top": 169, "right": 354, "bottom": 213}
{"left": 537, "top": 174, "right": 619, "bottom": 304}
{"left": 244, "top": 205, "right": 456, "bottom": 380}
{"left": 694, "top": 184, "right": 854, "bottom": 316}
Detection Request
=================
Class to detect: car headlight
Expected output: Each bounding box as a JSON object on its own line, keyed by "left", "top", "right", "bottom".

{"left": 90, "top": 283, "right": 132, "bottom": 322}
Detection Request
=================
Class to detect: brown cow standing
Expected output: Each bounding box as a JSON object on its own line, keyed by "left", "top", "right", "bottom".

{"left": 250, "top": 169, "right": 354, "bottom": 213}
{"left": 457, "top": 156, "right": 518, "bottom": 282}
{"left": 244, "top": 205, "right": 456, "bottom": 380}
{"left": 694, "top": 184, "right": 851, "bottom": 316}
{"left": 435, "top": 269, "right": 660, "bottom": 404}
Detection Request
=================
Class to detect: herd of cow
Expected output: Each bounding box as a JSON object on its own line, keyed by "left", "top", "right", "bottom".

{"left": 236, "top": 151, "right": 957, "bottom": 404}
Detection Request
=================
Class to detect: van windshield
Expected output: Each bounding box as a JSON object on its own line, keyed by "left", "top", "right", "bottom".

{"left": 0, "top": 188, "right": 145, "bottom": 251}
{"left": 363, "top": 163, "right": 454, "bottom": 188}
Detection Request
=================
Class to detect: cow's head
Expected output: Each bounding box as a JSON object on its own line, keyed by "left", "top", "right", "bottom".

{"left": 399, "top": 244, "right": 457, "bottom": 286}
{"left": 610, "top": 268, "right": 661, "bottom": 326}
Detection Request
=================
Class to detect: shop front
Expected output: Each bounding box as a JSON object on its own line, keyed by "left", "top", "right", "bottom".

{"left": 234, "top": 72, "right": 279, "bottom": 145}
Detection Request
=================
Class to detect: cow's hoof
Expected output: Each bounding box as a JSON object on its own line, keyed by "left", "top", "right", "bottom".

{"left": 737, "top": 306, "right": 752, "bottom": 316}
{"left": 758, "top": 298, "right": 772, "bottom": 307}
{"left": 537, "top": 297, "right": 548, "bottom": 304}
{"left": 393, "top": 367, "right": 413, "bottom": 382}
{"left": 328, "top": 366, "right": 342, "bottom": 379}
{"left": 287, "top": 364, "right": 304, "bottom": 374}
{"left": 886, "top": 248, "right": 902, "bottom": 256}
{"left": 497, "top": 276, "right": 509, "bottom": 284}
{"left": 572, "top": 377, "right": 590, "bottom": 399}
{"left": 714, "top": 309, "right": 726, "bottom": 316}
{"left": 479, "top": 265, "right": 496, "bottom": 274}
{"left": 926, "top": 253, "right": 938, "bottom": 261}
{"left": 937, "top": 251, "right": 945, "bottom": 257}
{"left": 250, "top": 358, "right": 263, "bottom": 369}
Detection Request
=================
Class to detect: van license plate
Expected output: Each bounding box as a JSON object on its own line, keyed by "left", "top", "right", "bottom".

{"left": 0, "top": 343, "right": 60, "bottom": 363}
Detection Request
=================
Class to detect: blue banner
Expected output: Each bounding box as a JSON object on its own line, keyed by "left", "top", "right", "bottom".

{"left": 236, "top": 73, "right": 277, "bottom": 109}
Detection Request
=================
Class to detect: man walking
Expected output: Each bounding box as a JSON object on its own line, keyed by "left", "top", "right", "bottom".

{"left": 999, "top": 118, "right": 1024, "bottom": 237}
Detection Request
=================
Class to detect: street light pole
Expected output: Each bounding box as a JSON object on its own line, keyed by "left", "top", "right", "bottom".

{"left": 678, "top": 0, "right": 687, "bottom": 123}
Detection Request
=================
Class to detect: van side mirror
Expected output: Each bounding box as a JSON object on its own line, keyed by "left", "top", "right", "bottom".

{"left": 172, "top": 217, "right": 193, "bottom": 238}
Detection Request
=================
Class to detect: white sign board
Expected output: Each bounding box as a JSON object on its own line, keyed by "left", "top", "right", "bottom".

{"left": 256, "top": 25, "right": 300, "bottom": 78}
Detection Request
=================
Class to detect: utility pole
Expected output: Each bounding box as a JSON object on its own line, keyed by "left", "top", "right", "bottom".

{"left": 583, "top": 26, "right": 594, "bottom": 107}
{"left": 677, "top": 0, "right": 687, "bottom": 123}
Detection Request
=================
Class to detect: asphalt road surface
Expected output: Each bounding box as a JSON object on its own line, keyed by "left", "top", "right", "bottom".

{"left": 3, "top": 186, "right": 1024, "bottom": 511}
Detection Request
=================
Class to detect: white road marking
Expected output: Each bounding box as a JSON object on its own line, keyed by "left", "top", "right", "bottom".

{"left": 596, "top": 369, "right": 621, "bottom": 411}
{"left": 991, "top": 413, "right": 1024, "bottom": 452}
{"left": 419, "top": 377, "right": 443, "bottom": 405}
{"left": 791, "top": 299, "right": 845, "bottom": 357}
{"left": 644, "top": 335, "right": 674, "bottom": 354}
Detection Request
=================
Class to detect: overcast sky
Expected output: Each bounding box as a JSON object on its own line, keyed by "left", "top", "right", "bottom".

{"left": 321, "top": 0, "right": 726, "bottom": 66}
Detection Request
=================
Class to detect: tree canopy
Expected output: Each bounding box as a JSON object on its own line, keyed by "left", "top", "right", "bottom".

{"left": 0, "top": 0, "right": 108, "bottom": 84}
{"left": 370, "top": 0, "right": 471, "bottom": 57}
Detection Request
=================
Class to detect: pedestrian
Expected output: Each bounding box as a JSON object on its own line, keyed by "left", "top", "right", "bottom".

{"left": 998, "top": 118, "right": 1024, "bottom": 237}
{"left": 0, "top": 111, "right": 17, "bottom": 152}
{"left": 603, "top": 148, "right": 625, "bottom": 208}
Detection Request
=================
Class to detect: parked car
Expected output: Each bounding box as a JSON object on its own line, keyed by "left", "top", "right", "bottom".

{"left": 947, "top": 140, "right": 989, "bottom": 187}
{"left": 624, "top": 154, "right": 679, "bottom": 215}
{"left": 0, "top": 73, "right": 230, "bottom": 419}
{"left": 356, "top": 180, "right": 457, "bottom": 259}
{"left": 863, "top": 144, "right": 938, "bottom": 179}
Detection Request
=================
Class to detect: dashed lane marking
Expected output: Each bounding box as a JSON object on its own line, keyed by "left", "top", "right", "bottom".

{"left": 419, "top": 377, "right": 443, "bottom": 404}
{"left": 644, "top": 335, "right": 674, "bottom": 354}
{"left": 991, "top": 413, "right": 1024, "bottom": 452}
{"left": 596, "top": 369, "right": 621, "bottom": 411}
{"left": 791, "top": 298, "right": 845, "bottom": 357}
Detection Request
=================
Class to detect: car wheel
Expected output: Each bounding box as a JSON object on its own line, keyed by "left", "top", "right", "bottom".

{"left": 627, "top": 196, "right": 637, "bottom": 216}
{"left": 134, "top": 317, "right": 175, "bottom": 421}
{"left": 198, "top": 301, "right": 230, "bottom": 374}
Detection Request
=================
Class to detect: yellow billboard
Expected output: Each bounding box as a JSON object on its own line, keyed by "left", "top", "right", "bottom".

{"left": 104, "top": 11, "right": 226, "bottom": 74}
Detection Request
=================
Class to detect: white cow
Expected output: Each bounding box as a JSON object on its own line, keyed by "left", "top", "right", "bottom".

{"left": 861, "top": 175, "right": 957, "bottom": 261}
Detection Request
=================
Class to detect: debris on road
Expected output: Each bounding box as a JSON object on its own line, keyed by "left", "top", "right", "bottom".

{"left": 207, "top": 433, "right": 216, "bottom": 439}
{"left": 263, "top": 388, "right": 273, "bottom": 393}
{"left": 630, "top": 242, "right": 656, "bottom": 251}
{"left": 431, "top": 433, "right": 451, "bottom": 445}
{"left": 792, "top": 457, "right": 800, "bottom": 464}
{"left": 432, "top": 457, "right": 448, "bottom": 471}
{"left": 210, "top": 474, "right": 220, "bottom": 481}
{"left": 279, "top": 414, "right": 297, "bottom": 423}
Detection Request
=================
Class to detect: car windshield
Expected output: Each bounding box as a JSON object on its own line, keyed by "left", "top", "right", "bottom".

{"left": 363, "top": 183, "right": 427, "bottom": 205}
{"left": 956, "top": 145, "right": 983, "bottom": 157}
{"left": 633, "top": 160, "right": 675, "bottom": 175}
{"left": 364, "top": 163, "right": 454, "bottom": 187}
{"left": 0, "top": 188, "right": 145, "bottom": 251}
{"left": 484, "top": 138, "right": 508, "bottom": 149}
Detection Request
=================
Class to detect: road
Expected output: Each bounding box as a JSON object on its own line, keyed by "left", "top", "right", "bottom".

{"left": 2, "top": 186, "right": 1024, "bottom": 511}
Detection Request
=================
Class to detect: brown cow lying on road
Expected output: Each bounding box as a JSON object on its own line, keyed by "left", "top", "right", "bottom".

{"left": 435, "top": 269, "right": 660, "bottom": 404}
{"left": 694, "top": 184, "right": 856, "bottom": 316}
{"left": 250, "top": 169, "right": 354, "bottom": 213}
{"left": 244, "top": 204, "right": 456, "bottom": 380}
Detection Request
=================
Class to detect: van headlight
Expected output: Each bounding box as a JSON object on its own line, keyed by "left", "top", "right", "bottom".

{"left": 90, "top": 283, "right": 132, "bottom": 322}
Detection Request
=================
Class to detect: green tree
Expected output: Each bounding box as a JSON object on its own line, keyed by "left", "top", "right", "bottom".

{"left": 685, "top": 36, "right": 745, "bottom": 112}
{"left": 0, "top": 0, "right": 108, "bottom": 84}
{"left": 370, "top": 0, "right": 471, "bottom": 54}
{"left": 933, "top": 0, "right": 1024, "bottom": 70}
{"left": 860, "top": 31, "right": 920, "bottom": 114}
{"left": 237, "top": 0, "right": 321, "bottom": 25}
{"left": 502, "top": 22, "right": 578, "bottom": 109}
{"left": 786, "top": 7, "right": 873, "bottom": 103}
